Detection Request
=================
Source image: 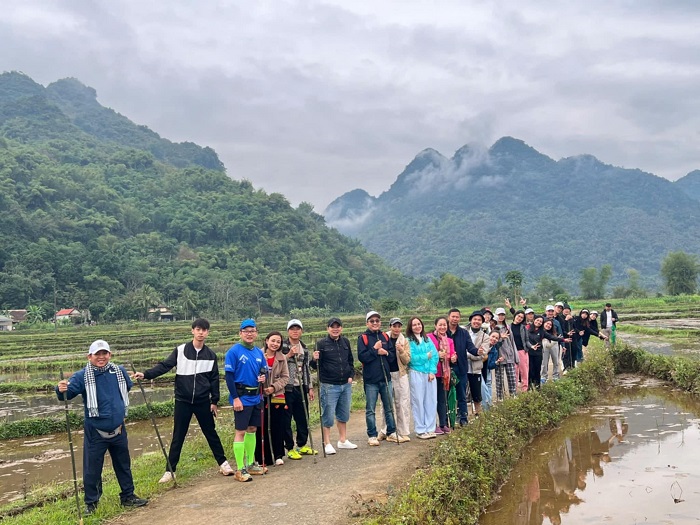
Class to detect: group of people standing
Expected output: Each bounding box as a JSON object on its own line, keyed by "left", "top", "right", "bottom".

{"left": 55, "top": 302, "right": 619, "bottom": 515}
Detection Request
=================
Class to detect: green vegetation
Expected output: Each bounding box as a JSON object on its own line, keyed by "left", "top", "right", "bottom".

{"left": 661, "top": 251, "right": 699, "bottom": 295}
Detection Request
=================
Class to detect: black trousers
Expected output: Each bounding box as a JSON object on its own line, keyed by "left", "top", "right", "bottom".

{"left": 284, "top": 386, "right": 310, "bottom": 449}
{"left": 256, "top": 398, "right": 290, "bottom": 463}
{"left": 528, "top": 353, "right": 543, "bottom": 389}
{"left": 168, "top": 400, "right": 226, "bottom": 472}
{"left": 561, "top": 342, "right": 575, "bottom": 371}
{"left": 83, "top": 424, "right": 134, "bottom": 505}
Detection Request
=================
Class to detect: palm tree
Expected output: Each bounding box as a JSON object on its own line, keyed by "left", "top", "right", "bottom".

{"left": 179, "top": 288, "right": 198, "bottom": 321}
{"left": 132, "top": 285, "right": 162, "bottom": 321}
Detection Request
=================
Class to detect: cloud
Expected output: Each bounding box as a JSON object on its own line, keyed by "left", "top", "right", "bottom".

{"left": 2, "top": 0, "right": 700, "bottom": 208}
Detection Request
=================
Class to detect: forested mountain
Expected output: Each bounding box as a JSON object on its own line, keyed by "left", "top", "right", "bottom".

{"left": 325, "top": 137, "right": 700, "bottom": 288}
{"left": 675, "top": 170, "right": 700, "bottom": 202}
{"left": 0, "top": 72, "right": 419, "bottom": 320}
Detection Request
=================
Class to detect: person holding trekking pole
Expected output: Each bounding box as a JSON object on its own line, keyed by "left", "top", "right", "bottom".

{"left": 358, "top": 311, "right": 398, "bottom": 446}
{"left": 377, "top": 318, "right": 411, "bottom": 443}
{"left": 132, "top": 318, "right": 234, "bottom": 482}
{"left": 56, "top": 340, "right": 147, "bottom": 517}
{"left": 225, "top": 318, "right": 268, "bottom": 482}
{"left": 258, "top": 331, "right": 289, "bottom": 467}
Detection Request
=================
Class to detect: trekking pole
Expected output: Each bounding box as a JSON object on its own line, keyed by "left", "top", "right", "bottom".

{"left": 259, "top": 381, "right": 267, "bottom": 471}
{"left": 59, "top": 370, "right": 83, "bottom": 525}
{"left": 298, "top": 343, "right": 317, "bottom": 463}
{"left": 314, "top": 339, "right": 326, "bottom": 458}
{"left": 129, "top": 363, "right": 177, "bottom": 487}
{"left": 376, "top": 331, "right": 399, "bottom": 446}
{"left": 266, "top": 391, "right": 274, "bottom": 467}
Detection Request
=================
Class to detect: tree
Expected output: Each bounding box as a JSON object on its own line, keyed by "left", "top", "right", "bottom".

{"left": 25, "top": 304, "right": 45, "bottom": 323}
{"left": 505, "top": 270, "right": 524, "bottom": 304}
{"left": 661, "top": 251, "right": 698, "bottom": 295}
{"left": 131, "top": 285, "right": 162, "bottom": 321}
{"left": 579, "top": 264, "right": 612, "bottom": 299}
{"left": 534, "top": 275, "right": 567, "bottom": 302}
{"left": 179, "top": 288, "right": 198, "bottom": 321}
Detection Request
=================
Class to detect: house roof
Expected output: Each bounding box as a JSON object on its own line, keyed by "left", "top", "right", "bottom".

{"left": 56, "top": 308, "right": 78, "bottom": 316}
{"left": 9, "top": 309, "right": 27, "bottom": 322}
{"left": 0, "top": 315, "right": 12, "bottom": 323}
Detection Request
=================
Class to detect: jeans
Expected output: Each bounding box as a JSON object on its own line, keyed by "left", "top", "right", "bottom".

{"left": 364, "top": 381, "right": 396, "bottom": 437}
{"left": 320, "top": 382, "right": 351, "bottom": 428}
{"left": 455, "top": 373, "right": 469, "bottom": 424}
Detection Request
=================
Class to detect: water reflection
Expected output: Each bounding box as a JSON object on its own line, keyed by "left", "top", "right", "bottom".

{"left": 481, "top": 376, "right": 700, "bottom": 525}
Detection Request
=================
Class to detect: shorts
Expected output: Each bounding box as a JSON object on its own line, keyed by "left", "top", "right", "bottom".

{"left": 319, "top": 382, "right": 352, "bottom": 428}
{"left": 234, "top": 402, "right": 262, "bottom": 431}
{"left": 467, "top": 373, "right": 482, "bottom": 403}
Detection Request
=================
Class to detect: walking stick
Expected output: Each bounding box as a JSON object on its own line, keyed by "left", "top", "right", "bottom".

{"left": 266, "top": 391, "right": 274, "bottom": 467}
{"left": 129, "top": 363, "right": 177, "bottom": 487}
{"left": 298, "top": 345, "right": 317, "bottom": 463}
{"left": 59, "top": 369, "right": 83, "bottom": 525}
{"left": 260, "top": 382, "right": 267, "bottom": 470}
{"left": 376, "top": 331, "right": 399, "bottom": 446}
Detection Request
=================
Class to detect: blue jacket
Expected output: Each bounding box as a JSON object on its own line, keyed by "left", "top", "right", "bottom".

{"left": 408, "top": 336, "right": 439, "bottom": 374}
{"left": 447, "top": 325, "right": 480, "bottom": 377}
{"left": 56, "top": 365, "right": 132, "bottom": 432}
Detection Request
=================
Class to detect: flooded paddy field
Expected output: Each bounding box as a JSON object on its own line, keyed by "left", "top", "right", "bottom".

{"left": 480, "top": 376, "right": 700, "bottom": 524}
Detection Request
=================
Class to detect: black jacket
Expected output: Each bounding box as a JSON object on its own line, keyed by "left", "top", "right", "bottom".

{"left": 143, "top": 342, "right": 220, "bottom": 405}
{"left": 357, "top": 330, "right": 396, "bottom": 384}
{"left": 311, "top": 336, "right": 354, "bottom": 385}
{"left": 599, "top": 309, "right": 619, "bottom": 328}
{"left": 447, "top": 325, "right": 479, "bottom": 377}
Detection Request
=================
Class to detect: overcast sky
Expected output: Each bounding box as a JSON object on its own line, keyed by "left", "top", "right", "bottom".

{"left": 2, "top": 1, "right": 699, "bottom": 210}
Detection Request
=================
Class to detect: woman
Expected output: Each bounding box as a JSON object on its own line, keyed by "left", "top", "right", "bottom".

{"left": 257, "top": 331, "right": 289, "bottom": 468}
{"left": 406, "top": 317, "right": 439, "bottom": 439}
{"left": 494, "top": 308, "right": 519, "bottom": 400}
{"left": 529, "top": 316, "right": 570, "bottom": 389}
{"left": 540, "top": 318, "right": 564, "bottom": 383}
{"left": 583, "top": 311, "right": 600, "bottom": 355}
{"left": 481, "top": 330, "right": 501, "bottom": 410}
{"left": 511, "top": 310, "right": 530, "bottom": 393}
{"left": 427, "top": 317, "right": 456, "bottom": 434}
{"left": 573, "top": 309, "right": 605, "bottom": 363}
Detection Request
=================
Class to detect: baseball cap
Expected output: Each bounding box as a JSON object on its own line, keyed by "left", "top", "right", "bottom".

{"left": 524, "top": 308, "right": 534, "bottom": 314}
{"left": 89, "top": 339, "right": 111, "bottom": 355}
{"left": 240, "top": 318, "right": 257, "bottom": 330}
{"left": 555, "top": 301, "right": 564, "bottom": 307}
{"left": 545, "top": 305, "right": 555, "bottom": 311}
{"left": 389, "top": 317, "right": 402, "bottom": 326}
{"left": 590, "top": 310, "right": 599, "bottom": 316}
{"left": 365, "top": 311, "right": 381, "bottom": 322}
{"left": 327, "top": 317, "right": 343, "bottom": 327}
{"left": 287, "top": 319, "right": 303, "bottom": 330}
{"left": 495, "top": 307, "right": 506, "bottom": 315}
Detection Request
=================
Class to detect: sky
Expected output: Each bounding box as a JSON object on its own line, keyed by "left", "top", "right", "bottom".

{"left": 2, "top": 0, "right": 700, "bottom": 211}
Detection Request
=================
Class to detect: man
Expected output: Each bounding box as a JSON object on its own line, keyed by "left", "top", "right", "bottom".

{"left": 554, "top": 301, "right": 565, "bottom": 318}
{"left": 311, "top": 317, "right": 357, "bottom": 455}
{"left": 446, "top": 308, "right": 482, "bottom": 425}
{"left": 378, "top": 317, "right": 411, "bottom": 442}
{"left": 599, "top": 303, "right": 619, "bottom": 349}
{"left": 56, "top": 340, "right": 147, "bottom": 516}
{"left": 358, "top": 311, "right": 397, "bottom": 446}
{"left": 224, "top": 319, "right": 267, "bottom": 482}
{"left": 282, "top": 319, "right": 317, "bottom": 460}
{"left": 133, "top": 318, "right": 233, "bottom": 483}
{"left": 466, "top": 311, "right": 489, "bottom": 415}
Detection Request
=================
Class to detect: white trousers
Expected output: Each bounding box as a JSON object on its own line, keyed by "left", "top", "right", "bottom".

{"left": 379, "top": 371, "right": 411, "bottom": 436}
{"left": 409, "top": 370, "right": 437, "bottom": 435}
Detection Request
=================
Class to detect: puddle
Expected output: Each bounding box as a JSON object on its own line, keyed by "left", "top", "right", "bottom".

{"left": 479, "top": 376, "right": 700, "bottom": 525}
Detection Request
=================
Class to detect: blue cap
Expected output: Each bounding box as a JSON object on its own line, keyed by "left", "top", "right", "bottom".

{"left": 240, "top": 318, "right": 257, "bottom": 330}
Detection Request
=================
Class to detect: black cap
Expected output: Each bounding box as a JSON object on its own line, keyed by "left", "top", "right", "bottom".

{"left": 327, "top": 317, "right": 343, "bottom": 327}
{"left": 469, "top": 310, "right": 485, "bottom": 321}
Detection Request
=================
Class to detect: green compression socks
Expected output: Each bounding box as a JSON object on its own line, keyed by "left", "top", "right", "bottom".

{"left": 244, "top": 432, "right": 256, "bottom": 465}
{"left": 233, "top": 441, "right": 245, "bottom": 470}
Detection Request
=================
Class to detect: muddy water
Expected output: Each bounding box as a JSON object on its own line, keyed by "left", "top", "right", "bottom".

{"left": 480, "top": 376, "right": 700, "bottom": 525}
{"left": 0, "top": 416, "right": 203, "bottom": 505}
{"left": 0, "top": 387, "right": 175, "bottom": 422}
{"left": 617, "top": 332, "right": 700, "bottom": 360}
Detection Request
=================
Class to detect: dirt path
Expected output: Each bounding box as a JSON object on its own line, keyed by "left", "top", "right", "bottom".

{"left": 108, "top": 411, "right": 437, "bottom": 525}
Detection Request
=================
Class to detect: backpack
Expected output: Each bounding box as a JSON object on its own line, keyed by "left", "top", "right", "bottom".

{"left": 361, "top": 332, "right": 390, "bottom": 347}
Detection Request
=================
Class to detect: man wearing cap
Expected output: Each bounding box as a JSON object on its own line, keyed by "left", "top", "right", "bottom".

{"left": 358, "top": 311, "right": 398, "bottom": 446}
{"left": 599, "top": 303, "right": 619, "bottom": 349}
{"left": 311, "top": 318, "right": 357, "bottom": 455}
{"left": 133, "top": 318, "right": 233, "bottom": 483}
{"left": 224, "top": 319, "right": 267, "bottom": 482}
{"left": 446, "top": 308, "right": 482, "bottom": 425}
{"left": 56, "top": 340, "right": 148, "bottom": 516}
{"left": 378, "top": 318, "right": 411, "bottom": 442}
{"left": 282, "top": 319, "right": 317, "bottom": 459}
{"left": 466, "top": 311, "right": 489, "bottom": 415}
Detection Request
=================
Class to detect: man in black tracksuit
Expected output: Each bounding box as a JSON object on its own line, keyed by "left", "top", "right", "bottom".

{"left": 133, "top": 318, "right": 233, "bottom": 482}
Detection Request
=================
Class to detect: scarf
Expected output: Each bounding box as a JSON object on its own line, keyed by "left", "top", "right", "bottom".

{"left": 434, "top": 332, "right": 451, "bottom": 390}
{"left": 85, "top": 362, "right": 129, "bottom": 418}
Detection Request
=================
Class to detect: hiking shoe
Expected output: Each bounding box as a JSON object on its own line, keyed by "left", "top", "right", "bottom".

{"left": 377, "top": 432, "right": 387, "bottom": 441}
{"left": 441, "top": 426, "right": 452, "bottom": 434}
{"left": 298, "top": 445, "right": 318, "bottom": 455}
{"left": 386, "top": 433, "right": 399, "bottom": 443}
{"left": 247, "top": 462, "right": 268, "bottom": 475}
{"left": 85, "top": 503, "right": 98, "bottom": 516}
{"left": 324, "top": 443, "right": 336, "bottom": 455}
{"left": 275, "top": 458, "right": 284, "bottom": 466}
{"left": 121, "top": 495, "right": 148, "bottom": 508}
{"left": 235, "top": 469, "right": 253, "bottom": 482}
{"left": 219, "top": 460, "right": 234, "bottom": 476}
{"left": 158, "top": 471, "right": 174, "bottom": 483}
{"left": 368, "top": 436, "right": 380, "bottom": 446}
{"left": 434, "top": 426, "right": 445, "bottom": 435}
{"left": 287, "top": 449, "right": 302, "bottom": 460}
{"left": 398, "top": 435, "right": 411, "bottom": 443}
{"left": 337, "top": 439, "right": 357, "bottom": 449}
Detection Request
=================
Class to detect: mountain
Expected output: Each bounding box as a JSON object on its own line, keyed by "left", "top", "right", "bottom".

{"left": 675, "top": 170, "right": 700, "bottom": 202}
{"left": 0, "top": 72, "right": 420, "bottom": 319}
{"left": 325, "top": 137, "right": 700, "bottom": 288}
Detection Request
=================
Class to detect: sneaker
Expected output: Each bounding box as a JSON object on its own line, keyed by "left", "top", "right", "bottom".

{"left": 337, "top": 439, "right": 358, "bottom": 449}
{"left": 287, "top": 449, "right": 302, "bottom": 460}
{"left": 398, "top": 435, "right": 411, "bottom": 443}
{"left": 386, "top": 433, "right": 399, "bottom": 443}
{"left": 324, "top": 443, "right": 337, "bottom": 455}
{"left": 434, "top": 426, "right": 445, "bottom": 435}
{"left": 121, "top": 495, "right": 148, "bottom": 508}
{"left": 85, "top": 503, "right": 98, "bottom": 516}
{"left": 247, "top": 462, "right": 268, "bottom": 475}
{"left": 377, "top": 432, "right": 387, "bottom": 441}
{"left": 426, "top": 432, "right": 437, "bottom": 439}
{"left": 234, "top": 469, "right": 253, "bottom": 482}
{"left": 158, "top": 471, "right": 174, "bottom": 483}
{"left": 441, "top": 426, "right": 452, "bottom": 434}
{"left": 275, "top": 458, "right": 284, "bottom": 466}
{"left": 416, "top": 432, "right": 431, "bottom": 440}
{"left": 368, "top": 436, "right": 380, "bottom": 446}
{"left": 298, "top": 445, "right": 318, "bottom": 455}
{"left": 219, "top": 461, "right": 234, "bottom": 476}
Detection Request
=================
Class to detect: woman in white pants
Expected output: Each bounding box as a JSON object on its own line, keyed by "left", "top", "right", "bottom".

{"left": 406, "top": 317, "right": 439, "bottom": 439}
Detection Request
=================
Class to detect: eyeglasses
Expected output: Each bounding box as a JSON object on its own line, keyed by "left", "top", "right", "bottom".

{"left": 241, "top": 329, "right": 258, "bottom": 334}
{"left": 368, "top": 319, "right": 381, "bottom": 324}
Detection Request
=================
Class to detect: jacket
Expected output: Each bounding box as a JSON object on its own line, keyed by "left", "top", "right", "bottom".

{"left": 599, "top": 309, "right": 619, "bottom": 329}
{"left": 446, "top": 325, "right": 480, "bottom": 377}
{"left": 466, "top": 328, "right": 489, "bottom": 374}
{"left": 495, "top": 324, "right": 520, "bottom": 364}
{"left": 426, "top": 332, "right": 455, "bottom": 377}
{"left": 283, "top": 338, "right": 313, "bottom": 392}
{"left": 311, "top": 335, "right": 354, "bottom": 385}
{"left": 265, "top": 349, "right": 290, "bottom": 396}
{"left": 358, "top": 330, "right": 396, "bottom": 384}
{"left": 408, "top": 336, "right": 439, "bottom": 374}
{"left": 388, "top": 332, "right": 411, "bottom": 377}
{"left": 144, "top": 341, "right": 220, "bottom": 405}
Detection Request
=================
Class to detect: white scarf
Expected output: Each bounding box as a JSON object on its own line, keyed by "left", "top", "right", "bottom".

{"left": 85, "top": 362, "right": 129, "bottom": 418}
